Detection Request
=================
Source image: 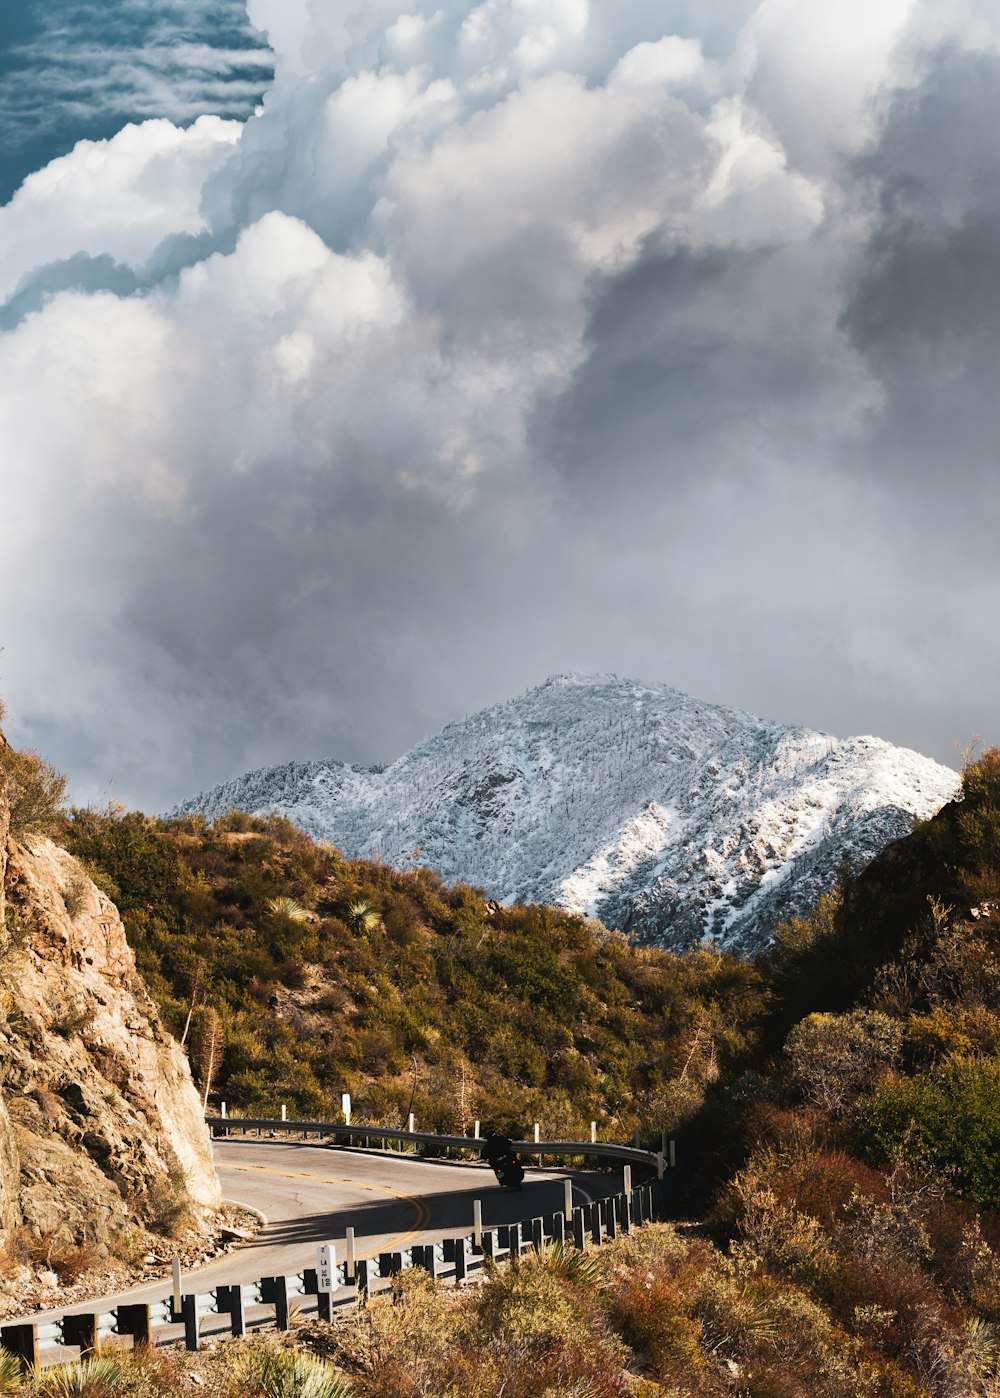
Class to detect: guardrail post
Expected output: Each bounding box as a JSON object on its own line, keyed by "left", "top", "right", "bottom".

{"left": 415, "top": 1244, "right": 438, "bottom": 1280}
{"left": 607, "top": 1197, "right": 618, "bottom": 1240}
{"left": 116, "top": 1303, "right": 153, "bottom": 1349}
{"left": 355, "top": 1259, "right": 370, "bottom": 1295}
{"left": 531, "top": 1218, "right": 544, "bottom": 1252}
{"left": 454, "top": 1237, "right": 468, "bottom": 1285}
{"left": 0, "top": 1324, "right": 38, "bottom": 1374}
{"left": 62, "top": 1312, "right": 98, "bottom": 1356}
{"left": 303, "top": 1268, "right": 335, "bottom": 1322}
{"left": 551, "top": 1212, "right": 566, "bottom": 1246}
{"left": 177, "top": 1294, "right": 200, "bottom": 1351}
{"left": 379, "top": 1252, "right": 402, "bottom": 1279}
{"left": 482, "top": 1230, "right": 496, "bottom": 1259}
{"left": 261, "top": 1276, "right": 290, "bottom": 1331}
{"left": 572, "top": 1208, "right": 585, "bottom": 1250}
{"left": 215, "top": 1285, "right": 247, "bottom": 1338}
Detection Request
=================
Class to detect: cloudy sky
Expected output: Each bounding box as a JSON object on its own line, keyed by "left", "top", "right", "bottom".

{"left": 0, "top": 0, "right": 997, "bottom": 810}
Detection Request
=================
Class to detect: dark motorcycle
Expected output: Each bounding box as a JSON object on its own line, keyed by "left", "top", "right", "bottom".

{"left": 481, "top": 1132, "right": 524, "bottom": 1190}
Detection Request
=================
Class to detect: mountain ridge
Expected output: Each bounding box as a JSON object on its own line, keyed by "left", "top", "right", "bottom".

{"left": 174, "top": 674, "right": 961, "bottom": 954}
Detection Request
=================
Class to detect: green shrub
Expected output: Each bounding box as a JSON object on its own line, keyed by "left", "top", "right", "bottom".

{"left": 855, "top": 1056, "right": 1000, "bottom": 1207}
{"left": 785, "top": 1010, "right": 902, "bottom": 1113}
{"left": 0, "top": 744, "right": 67, "bottom": 839}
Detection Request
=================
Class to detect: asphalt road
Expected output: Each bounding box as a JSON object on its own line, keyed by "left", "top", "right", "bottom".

{"left": 18, "top": 1139, "right": 623, "bottom": 1353}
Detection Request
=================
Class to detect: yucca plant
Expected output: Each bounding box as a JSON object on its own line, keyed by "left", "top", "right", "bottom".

{"left": 223, "top": 1346, "right": 353, "bottom": 1398}
{"left": 533, "top": 1241, "right": 603, "bottom": 1286}
{"left": 964, "top": 1316, "right": 998, "bottom": 1379}
{"left": 0, "top": 1350, "right": 24, "bottom": 1396}
{"left": 346, "top": 900, "right": 380, "bottom": 935}
{"left": 266, "top": 897, "right": 311, "bottom": 924}
{"left": 36, "top": 1351, "right": 173, "bottom": 1397}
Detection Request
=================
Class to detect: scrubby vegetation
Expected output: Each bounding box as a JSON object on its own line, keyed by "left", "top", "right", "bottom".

{"left": 60, "top": 805, "right": 762, "bottom": 1138}
{"left": 2, "top": 1222, "right": 998, "bottom": 1395}
{"left": 0, "top": 744, "right": 67, "bottom": 841}
{"left": 20, "top": 745, "right": 997, "bottom": 1393}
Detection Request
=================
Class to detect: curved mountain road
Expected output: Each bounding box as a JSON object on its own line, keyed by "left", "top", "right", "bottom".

{"left": 20, "top": 1139, "right": 624, "bottom": 1356}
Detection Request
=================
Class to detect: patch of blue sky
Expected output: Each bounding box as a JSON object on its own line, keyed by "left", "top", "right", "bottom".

{"left": 0, "top": 0, "right": 272, "bottom": 203}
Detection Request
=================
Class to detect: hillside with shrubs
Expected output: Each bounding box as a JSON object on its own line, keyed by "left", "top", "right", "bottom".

{"left": 59, "top": 804, "right": 762, "bottom": 1141}
{"left": 3, "top": 727, "right": 1000, "bottom": 1394}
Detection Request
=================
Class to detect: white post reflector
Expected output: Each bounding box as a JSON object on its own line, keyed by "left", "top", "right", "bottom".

{"left": 564, "top": 1179, "right": 573, "bottom": 1221}
{"left": 281, "top": 1103, "right": 287, "bottom": 1122}
{"left": 590, "top": 1121, "right": 597, "bottom": 1144}
{"left": 221, "top": 1102, "right": 227, "bottom": 1119}
{"left": 408, "top": 1112, "right": 415, "bottom": 1133}
{"left": 342, "top": 1093, "right": 352, "bottom": 1125}
{"left": 316, "top": 1243, "right": 337, "bottom": 1293}
{"left": 534, "top": 1123, "right": 540, "bottom": 1144}
{"left": 345, "top": 1227, "right": 356, "bottom": 1281}
{"left": 474, "top": 1119, "right": 480, "bottom": 1139}
{"left": 623, "top": 1165, "right": 632, "bottom": 1198}
{"left": 474, "top": 1200, "right": 483, "bottom": 1248}
{"left": 171, "top": 1257, "right": 182, "bottom": 1313}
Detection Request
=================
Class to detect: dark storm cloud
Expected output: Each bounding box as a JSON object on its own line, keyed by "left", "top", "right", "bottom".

{"left": 1, "top": 1, "right": 998, "bottom": 809}
{"left": 844, "top": 46, "right": 1000, "bottom": 508}
{"left": 536, "top": 243, "right": 830, "bottom": 494}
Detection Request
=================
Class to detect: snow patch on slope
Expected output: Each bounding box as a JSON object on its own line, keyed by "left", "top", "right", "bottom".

{"left": 174, "top": 674, "right": 961, "bottom": 955}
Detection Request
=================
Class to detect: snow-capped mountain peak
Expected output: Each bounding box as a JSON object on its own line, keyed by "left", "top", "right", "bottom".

{"left": 173, "top": 674, "right": 961, "bottom": 955}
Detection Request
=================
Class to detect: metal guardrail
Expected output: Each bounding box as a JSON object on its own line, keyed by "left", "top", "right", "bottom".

{"left": 2, "top": 1180, "right": 664, "bottom": 1372}
{"left": 207, "top": 1117, "right": 666, "bottom": 1176}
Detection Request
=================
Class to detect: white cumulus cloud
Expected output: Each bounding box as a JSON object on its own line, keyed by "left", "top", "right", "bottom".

{"left": 0, "top": 0, "right": 998, "bottom": 807}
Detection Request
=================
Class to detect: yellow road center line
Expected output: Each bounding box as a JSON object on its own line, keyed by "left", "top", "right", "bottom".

{"left": 222, "top": 1163, "right": 432, "bottom": 1259}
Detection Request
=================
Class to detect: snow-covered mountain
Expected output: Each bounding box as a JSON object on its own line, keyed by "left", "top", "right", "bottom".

{"left": 174, "top": 675, "right": 961, "bottom": 955}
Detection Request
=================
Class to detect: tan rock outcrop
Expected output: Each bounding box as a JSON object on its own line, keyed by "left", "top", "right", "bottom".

{"left": 0, "top": 765, "right": 21, "bottom": 1238}
{"left": 0, "top": 773, "right": 220, "bottom": 1256}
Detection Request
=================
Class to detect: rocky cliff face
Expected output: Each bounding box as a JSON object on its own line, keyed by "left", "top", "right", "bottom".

{"left": 0, "top": 756, "right": 220, "bottom": 1259}
{"left": 0, "top": 774, "right": 18, "bottom": 1240}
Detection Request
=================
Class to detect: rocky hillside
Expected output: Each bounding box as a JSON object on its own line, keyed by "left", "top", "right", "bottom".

{"left": 176, "top": 674, "right": 960, "bottom": 955}
{"left": 0, "top": 736, "right": 220, "bottom": 1271}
